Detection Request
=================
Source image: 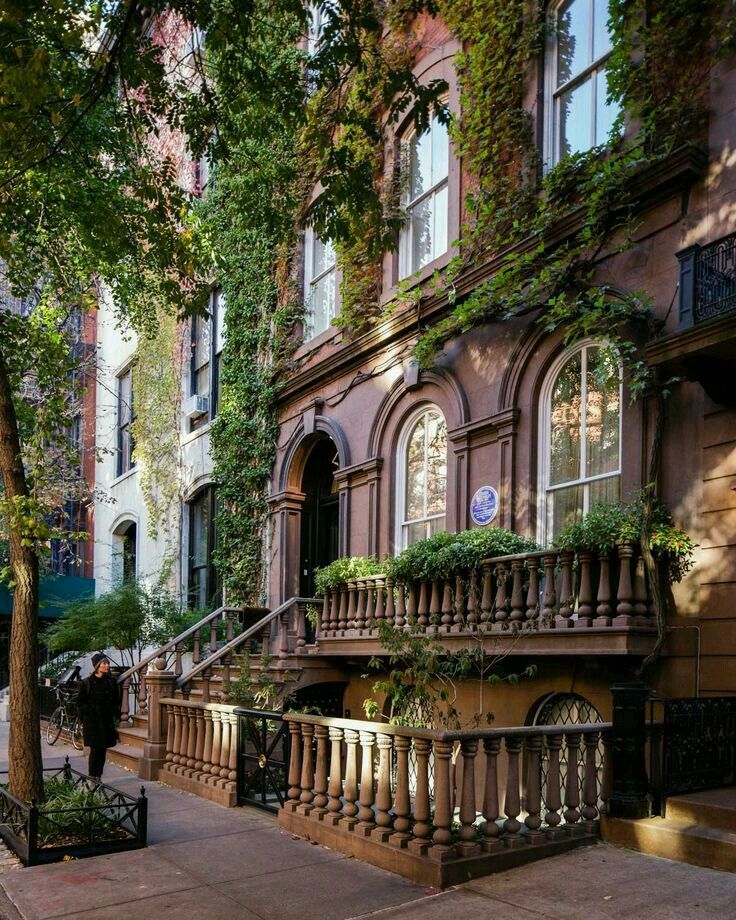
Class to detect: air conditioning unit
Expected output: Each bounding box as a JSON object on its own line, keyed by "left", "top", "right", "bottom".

{"left": 184, "top": 394, "right": 209, "bottom": 420}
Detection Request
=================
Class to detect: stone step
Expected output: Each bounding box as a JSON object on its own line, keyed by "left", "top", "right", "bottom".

{"left": 116, "top": 724, "right": 147, "bottom": 751}
{"left": 106, "top": 742, "right": 141, "bottom": 774}
{"left": 131, "top": 713, "right": 148, "bottom": 731}
{"left": 666, "top": 789, "right": 736, "bottom": 833}
{"left": 602, "top": 815, "right": 736, "bottom": 872}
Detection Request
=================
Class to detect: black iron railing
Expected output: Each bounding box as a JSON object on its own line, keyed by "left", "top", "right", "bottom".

{"left": 236, "top": 708, "right": 289, "bottom": 813}
{"left": 677, "top": 232, "right": 736, "bottom": 327}
{"left": 0, "top": 758, "right": 147, "bottom": 865}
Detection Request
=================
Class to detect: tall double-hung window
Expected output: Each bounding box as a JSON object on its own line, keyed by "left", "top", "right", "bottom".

{"left": 539, "top": 342, "right": 622, "bottom": 542}
{"left": 399, "top": 113, "right": 449, "bottom": 279}
{"left": 397, "top": 406, "right": 448, "bottom": 548}
{"left": 188, "top": 289, "right": 225, "bottom": 430}
{"left": 116, "top": 365, "right": 135, "bottom": 477}
{"left": 547, "top": 0, "right": 620, "bottom": 165}
{"left": 304, "top": 228, "right": 337, "bottom": 340}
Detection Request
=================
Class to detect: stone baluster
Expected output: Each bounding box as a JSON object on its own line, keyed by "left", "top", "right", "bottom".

{"left": 395, "top": 581, "right": 406, "bottom": 629}
{"left": 526, "top": 559, "right": 540, "bottom": 621}
{"left": 614, "top": 542, "right": 634, "bottom": 625}
{"left": 432, "top": 740, "right": 454, "bottom": 851}
{"left": 338, "top": 585, "right": 348, "bottom": 633}
{"left": 406, "top": 582, "right": 417, "bottom": 628}
{"left": 171, "top": 704, "right": 183, "bottom": 766}
{"left": 321, "top": 592, "right": 330, "bottom": 636}
{"left": 374, "top": 577, "right": 385, "bottom": 626}
{"left": 457, "top": 739, "right": 480, "bottom": 856}
{"left": 373, "top": 733, "right": 394, "bottom": 841}
{"left": 312, "top": 725, "right": 329, "bottom": 818}
{"left": 346, "top": 580, "right": 357, "bottom": 630}
{"left": 364, "top": 580, "right": 375, "bottom": 631}
{"left": 226, "top": 609, "right": 235, "bottom": 643}
{"left": 193, "top": 627, "right": 201, "bottom": 665}
{"left": 454, "top": 575, "right": 466, "bottom": 629}
{"left": 440, "top": 579, "right": 452, "bottom": 632}
{"left": 329, "top": 588, "right": 339, "bottom": 633}
{"left": 524, "top": 734, "right": 543, "bottom": 841}
{"left": 201, "top": 668, "right": 212, "bottom": 704}
{"left": 386, "top": 577, "right": 396, "bottom": 627}
{"left": 137, "top": 673, "right": 147, "bottom": 713}
{"left": 120, "top": 677, "right": 131, "bottom": 721}
{"left": 356, "top": 731, "right": 376, "bottom": 836}
{"left": 210, "top": 617, "right": 218, "bottom": 654}
{"left": 503, "top": 735, "right": 524, "bottom": 846}
{"left": 545, "top": 733, "right": 564, "bottom": 836}
{"left": 633, "top": 556, "right": 649, "bottom": 624}
{"left": 164, "top": 704, "right": 175, "bottom": 770}
{"left": 429, "top": 580, "right": 442, "bottom": 631}
{"left": 594, "top": 551, "right": 613, "bottom": 626}
{"left": 219, "top": 708, "right": 232, "bottom": 780}
{"left": 260, "top": 623, "right": 271, "bottom": 657}
{"left": 279, "top": 609, "right": 289, "bottom": 660}
{"left": 202, "top": 708, "right": 214, "bottom": 777}
{"left": 341, "top": 728, "right": 360, "bottom": 828}
{"left": 408, "top": 739, "right": 432, "bottom": 855}
{"left": 391, "top": 736, "right": 411, "bottom": 847}
{"left": 286, "top": 721, "right": 302, "bottom": 811}
{"left": 576, "top": 551, "right": 593, "bottom": 627}
{"left": 494, "top": 563, "right": 509, "bottom": 624}
{"left": 183, "top": 707, "right": 197, "bottom": 771}
{"left": 481, "top": 737, "right": 501, "bottom": 852}
{"left": 556, "top": 552, "right": 574, "bottom": 627}
{"left": 542, "top": 553, "right": 558, "bottom": 625}
{"left": 480, "top": 564, "right": 492, "bottom": 626}
{"left": 467, "top": 571, "right": 479, "bottom": 627}
{"left": 599, "top": 729, "right": 613, "bottom": 815}
{"left": 298, "top": 723, "right": 315, "bottom": 814}
{"left": 326, "top": 727, "right": 344, "bottom": 825}
{"left": 563, "top": 731, "right": 582, "bottom": 831}
{"left": 510, "top": 559, "right": 525, "bottom": 624}
{"left": 296, "top": 603, "right": 307, "bottom": 647}
{"left": 178, "top": 706, "right": 190, "bottom": 772}
{"left": 417, "top": 580, "right": 429, "bottom": 629}
{"left": 210, "top": 709, "right": 223, "bottom": 778}
{"left": 174, "top": 643, "right": 183, "bottom": 678}
{"left": 222, "top": 651, "right": 232, "bottom": 687}
{"left": 227, "top": 711, "right": 238, "bottom": 783}
{"left": 581, "top": 732, "right": 600, "bottom": 830}
{"left": 355, "top": 579, "right": 366, "bottom": 631}
{"left": 193, "top": 707, "right": 206, "bottom": 773}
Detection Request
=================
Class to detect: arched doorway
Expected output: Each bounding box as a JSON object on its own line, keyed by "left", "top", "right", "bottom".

{"left": 299, "top": 436, "right": 340, "bottom": 597}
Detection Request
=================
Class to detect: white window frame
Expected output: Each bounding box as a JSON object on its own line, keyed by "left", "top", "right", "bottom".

{"left": 395, "top": 404, "right": 448, "bottom": 550}
{"left": 398, "top": 114, "right": 449, "bottom": 280}
{"left": 544, "top": 0, "right": 617, "bottom": 169}
{"left": 537, "top": 339, "right": 623, "bottom": 546}
{"left": 303, "top": 226, "right": 337, "bottom": 340}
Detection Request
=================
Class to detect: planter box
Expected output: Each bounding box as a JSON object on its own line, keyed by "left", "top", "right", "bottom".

{"left": 0, "top": 758, "right": 147, "bottom": 866}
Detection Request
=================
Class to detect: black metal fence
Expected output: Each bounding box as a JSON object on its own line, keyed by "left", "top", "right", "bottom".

{"left": 0, "top": 758, "right": 147, "bottom": 865}
{"left": 678, "top": 231, "right": 736, "bottom": 327}
{"left": 236, "top": 708, "right": 289, "bottom": 813}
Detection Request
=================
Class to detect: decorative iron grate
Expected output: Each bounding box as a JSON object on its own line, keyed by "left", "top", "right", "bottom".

{"left": 695, "top": 233, "right": 736, "bottom": 322}
{"left": 236, "top": 708, "right": 290, "bottom": 813}
{"left": 662, "top": 696, "right": 736, "bottom": 797}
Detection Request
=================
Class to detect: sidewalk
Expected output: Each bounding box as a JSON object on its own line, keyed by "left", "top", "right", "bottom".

{"left": 0, "top": 726, "right": 734, "bottom": 919}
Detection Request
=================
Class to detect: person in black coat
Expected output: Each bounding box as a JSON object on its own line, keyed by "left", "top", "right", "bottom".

{"left": 77, "top": 653, "right": 120, "bottom": 782}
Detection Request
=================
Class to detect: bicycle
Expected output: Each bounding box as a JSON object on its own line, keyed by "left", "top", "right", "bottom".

{"left": 46, "top": 684, "right": 84, "bottom": 751}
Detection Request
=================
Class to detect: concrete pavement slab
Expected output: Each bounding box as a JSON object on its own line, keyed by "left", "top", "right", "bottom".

{"left": 43, "top": 885, "right": 263, "bottom": 920}
{"left": 351, "top": 888, "right": 551, "bottom": 919}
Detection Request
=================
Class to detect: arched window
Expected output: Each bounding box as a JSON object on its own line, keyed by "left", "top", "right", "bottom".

{"left": 111, "top": 519, "right": 137, "bottom": 585}
{"left": 539, "top": 341, "right": 621, "bottom": 543}
{"left": 397, "top": 406, "right": 447, "bottom": 548}
{"left": 399, "top": 112, "right": 449, "bottom": 279}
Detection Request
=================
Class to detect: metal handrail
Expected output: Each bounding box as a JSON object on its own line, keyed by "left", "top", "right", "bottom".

{"left": 176, "top": 596, "right": 320, "bottom": 690}
{"left": 117, "top": 604, "right": 244, "bottom": 684}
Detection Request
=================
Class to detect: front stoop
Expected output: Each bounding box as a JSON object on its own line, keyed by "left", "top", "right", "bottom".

{"left": 602, "top": 789, "right": 736, "bottom": 873}
{"left": 279, "top": 809, "right": 598, "bottom": 889}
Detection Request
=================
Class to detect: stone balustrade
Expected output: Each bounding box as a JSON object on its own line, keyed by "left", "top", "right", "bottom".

{"left": 157, "top": 697, "right": 239, "bottom": 807}
{"left": 279, "top": 712, "right": 611, "bottom": 886}
{"left": 317, "top": 543, "right": 653, "bottom": 641}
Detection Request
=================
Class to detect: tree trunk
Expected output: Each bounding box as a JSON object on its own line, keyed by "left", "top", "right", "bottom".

{"left": 0, "top": 349, "right": 43, "bottom": 802}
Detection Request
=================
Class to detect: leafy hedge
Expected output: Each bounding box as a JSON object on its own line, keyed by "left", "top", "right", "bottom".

{"left": 313, "top": 556, "right": 380, "bottom": 594}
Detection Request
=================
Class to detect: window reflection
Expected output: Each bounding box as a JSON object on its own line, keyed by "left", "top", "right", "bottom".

{"left": 400, "top": 408, "right": 447, "bottom": 547}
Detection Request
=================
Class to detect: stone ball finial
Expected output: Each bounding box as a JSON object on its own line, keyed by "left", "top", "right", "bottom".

{"left": 154, "top": 656, "right": 167, "bottom": 671}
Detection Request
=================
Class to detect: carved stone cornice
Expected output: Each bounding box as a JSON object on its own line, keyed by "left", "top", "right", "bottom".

{"left": 333, "top": 457, "right": 384, "bottom": 489}
{"left": 267, "top": 488, "right": 306, "bottom": 512}
{"left": 448, "top": 408, "right": 520, "bottom": 450}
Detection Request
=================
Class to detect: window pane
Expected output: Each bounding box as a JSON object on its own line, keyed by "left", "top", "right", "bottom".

{"left": 550, "top": 352, "right": 582, "bottom": 485}
{"left": 585, "top": 346, "right": 620, "bottom": 478}
{"left": 308, "top": 268, "right": 336, "bottom": 338}
{"left": 432, "top": 185, "right": 448, "bottom": 263}
{"left": 589, "top": 475, "right": 619, "bottom": 506}
{"left": 409, "top": 129, "right": 432, "bottom": 201}
{"left": 557, "top": 0, "right": 590, "bottom": 87}
{"left": 550, "top": 484, "right": 584, "bottom": 537}
{"left": 195, "top": 362, "right": 210, "bottom": 398}
{"left": 312, "top": 235, "right": 336, "bottom": 278}
{"left": 214, "top": 291, "right": 226, "bottom": 354}
{"left": 429, "top": 515, "right": 446, "bottom": 537}
{"left": 593, "top": 0, "right": 611, "bottom": 59}
{"left": 193, "top": 314, "right": 211, "bottom": 370}
{"left": 408, "top": 198, "right": 434, "bottom": 273}
{"left": 595, "top": 67, "right": 618, "bottom": 145}
{"left": 119, "top": 372, "right": 131, "bottom": 426}
{"left": 431, "top": 117, "right": 449, "bottom": 186}
{"left": 558, "top": 77, "right": 593, "bottom": 159}
{"left": 405, "top": 415, "right": 426, "bottom": 521}
{"left": 426, "top": 412, "right": 447, "bottom": 516}
{"left": 404, "top": 520, "right": 428, "bottom": 547}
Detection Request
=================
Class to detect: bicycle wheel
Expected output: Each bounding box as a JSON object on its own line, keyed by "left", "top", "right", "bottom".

{"left": 46, "top": 707, "right": 64, "bottom": 745}
{"left": 71, "top": 717, "right": 84, "bottom": 751}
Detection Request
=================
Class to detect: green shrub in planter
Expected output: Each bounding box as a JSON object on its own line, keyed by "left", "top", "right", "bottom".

{"left": 385, "top": 528, "right": 538, "bottom": 582}
{"left": 314, "top": 556, "right": 380, "bottom": 594}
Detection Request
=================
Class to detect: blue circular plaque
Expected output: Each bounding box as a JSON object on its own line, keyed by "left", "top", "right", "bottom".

{"left": 470, "top": 486, "right": 499, "bottom": 526}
